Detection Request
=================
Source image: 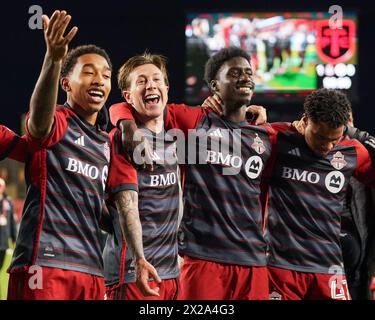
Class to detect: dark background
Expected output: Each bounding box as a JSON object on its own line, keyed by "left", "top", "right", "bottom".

{"left": 1, "top": 0, "right": 374, "bottom": 133}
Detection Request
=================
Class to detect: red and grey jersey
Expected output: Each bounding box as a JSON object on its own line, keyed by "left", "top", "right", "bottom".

{"left": 9, "top": 105, "right": 110, "bottom": 277}
{"left": 103, "top": 126, "right": 180, "bottom": 286}
{"left": 265, "top": 122, "right": 375, "bottom": 274}
{"left": 109, "top": 102, "right": 275, "bottom": 266}
{"left": 0, "top": 125, "right": 26, "bottom": 162}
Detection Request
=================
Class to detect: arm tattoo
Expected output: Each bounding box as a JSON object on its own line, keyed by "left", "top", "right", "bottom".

{"left": 115, "top": 190, "right": 145, "bottom": 260}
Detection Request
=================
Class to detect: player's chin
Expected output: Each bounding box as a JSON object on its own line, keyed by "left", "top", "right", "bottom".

{"left": 86, "top": 103, "right": 106, "bottom": 114}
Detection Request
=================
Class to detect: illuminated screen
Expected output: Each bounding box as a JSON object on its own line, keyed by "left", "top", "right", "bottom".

{"left": 185, "top": 12, "right": 358, "bottom": 104}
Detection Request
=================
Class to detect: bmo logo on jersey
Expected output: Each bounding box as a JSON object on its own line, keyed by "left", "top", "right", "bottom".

{"left": 245, "top": 156, "right": 263, "bottom": 179}
{"left": 65, "top": 158, "right": 108, "bottom": 191}
{"left": 206, "top": 150, "right": 242, "bottom": 168}
{"left": 325, "top": 171, "right": 345, "bottom": 194}
{"left": 282, "top": 167, "right": 345, "bottom": 194}
{"left": 150, "top": 172, "right": 177, "bottom": 187}
{"left": 281, "top": 167, "right": 320, "bottom": 184}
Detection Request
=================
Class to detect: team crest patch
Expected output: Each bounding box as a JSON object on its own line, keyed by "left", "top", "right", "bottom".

{"left": 104, "top": 142, "right": 110, "bottom": 162}
{"left": 269, "top": 291, "right": 282, "bottom": 300}
{"left": 330, "top": 151, "right": 347, "bottom": 170}
{"left": 251, "top": 134, "right": 265, "bottom": 155}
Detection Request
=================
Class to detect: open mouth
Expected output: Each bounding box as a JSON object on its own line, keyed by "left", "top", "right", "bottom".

{"left": 88, "top": 89, "right": 105, "bottom": 98}
{"left": 236, "top": 85, "right": 253, "bottom": 94}
{"left": 144, "top": 94, "right": 160, "bottom": 104}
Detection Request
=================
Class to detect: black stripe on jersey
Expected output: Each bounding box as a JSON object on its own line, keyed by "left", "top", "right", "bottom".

{"left": 186, "top": 202, "right": 263, "bottom": 226}
{"left": 39, "top": 244, "right": 102, "bottom": 260}
{"left": 139, "top": 209, "right": 179, "bottom": 224}
{"left": 182, "top": 235, "right": 266, "bottom": 254}
{"left": 147, "top": 255, "right": 178, "bottom": 269}
{"left": 269, "top": 223, "right": 338, "bottom": 245}
{"left": 139, "top": 184, "right": 179, "bottom": 194}
{"left": 37, "top": 257, "right": 103, "bottom": 274}
{"left": 141, "top": 219, "right": 179, "bottom": 226}
{"left": 269, "top": 240, "right": 340, "bottom": 257}
{"left": 44, "top": 200, "right": 98, "bottom": 220}
{"left": 187, "top": 167, "right": 261, "bottom": 195}
{"left": 268, "top": 203, "right": 341, "bottom": 226}
{"left": 43, "top": 228, "right": 99, "bottom": 241}
{"left": 107, "top": 183, "right": 139, "bottom": 197}
{"left": 43, "top": 216, "right": 98, "bottom": 235}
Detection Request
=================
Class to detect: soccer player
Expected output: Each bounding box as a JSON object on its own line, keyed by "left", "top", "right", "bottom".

{"left": 8, "top": 10, "right": 158, "bottom": 301}
{"left": 205, "top": 88, "right": 375, "bottom": 299}
{"left": 103, "top": 53, "right": 180, "bottom": 300}
{"left": 7, "top": 10, "right": 112, "bottom": 300}
{"left": 263, "top": 89, "right": 375, "bottom": 300}
{"left": 110, "top": 47, "right": 275, "bottom": 300}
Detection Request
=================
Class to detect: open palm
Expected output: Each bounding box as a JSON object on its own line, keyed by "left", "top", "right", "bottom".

{"left": 42, "top": 10, "right": 78, "bottom": 62}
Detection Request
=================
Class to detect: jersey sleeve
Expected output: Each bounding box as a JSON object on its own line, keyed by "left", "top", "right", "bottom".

{"left": 109, "top": 102, "right": 135, "bottom": 127}
{"left": 107, "top": 128, "right": 138, "bottom": 198}
{"left": 0, "top": 125, "right": 26, "bottom": 162}
{"left": 353, "top": 141, "right": 375, "bottom": 187}
{"left": 25, "top": 107, "right": 68, "bottom": 151}
{"left": 164, "top": 103, "right": 207, "bottom": 135}
{"left": 109, "top": 102, "right": 207, "bottom": 136}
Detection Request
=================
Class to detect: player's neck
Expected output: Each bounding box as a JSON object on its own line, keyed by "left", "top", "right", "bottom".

{"left": 67, "top": 99, "right": 98, "bottom": 126}
{"left": 222, "top": 105, "right": 247, "bottom": 123}
{"left": 142, "top": 114, "right": 164, "bottom": 133}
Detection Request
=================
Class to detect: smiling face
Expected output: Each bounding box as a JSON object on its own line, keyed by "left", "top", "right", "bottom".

{"left": 124, "top": 63, "right": 169, "bottom": 120}
{"left": 211, "top": 56, "right": 255, "bottom": 111}
{"left": 62, "top": 53, "right": 112, "bottom": 117}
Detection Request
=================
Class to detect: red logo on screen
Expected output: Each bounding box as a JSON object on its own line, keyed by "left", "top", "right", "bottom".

{"left": 316, "top": 20, "right": 356, "bottom": 64}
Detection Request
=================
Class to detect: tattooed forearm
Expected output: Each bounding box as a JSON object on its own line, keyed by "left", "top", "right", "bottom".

{"left": 115, "top": 190, "right": 145, "bottom": 260}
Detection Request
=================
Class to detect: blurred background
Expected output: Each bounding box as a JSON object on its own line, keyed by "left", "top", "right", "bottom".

{"left": 0, "top": 0, "right": 374, "bottom": 299}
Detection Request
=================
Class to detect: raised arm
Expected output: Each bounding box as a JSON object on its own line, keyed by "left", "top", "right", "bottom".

{"left": 114, "top": 190, "right": 161, "bottom": 296}
{"left": 28, "top": 10, "right": 77, "bottom": 138}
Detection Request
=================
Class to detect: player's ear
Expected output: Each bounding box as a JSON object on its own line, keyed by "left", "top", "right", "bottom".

{"left": 302, "top": 114, "right": 308, "bottom": 126}
{"left": 210, "top": 80, "right": 218, "bottom": 94}
{"left": 61, "top": 77, "right": 71, "bottom": 92}
{"left": 122, "top": 90, "right": 132, "bottom": 103}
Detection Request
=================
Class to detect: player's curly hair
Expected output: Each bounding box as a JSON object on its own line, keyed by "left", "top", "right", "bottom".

{"left": 117, "top": 52, "right": 169, "bottom": 91}
{"left": 204, "top": 47, "right": 251, "bottom": 86}
{"left": 304, "top": 88, "right": 352, "bottom": 128}
{"left": 60, "top": 44, "right": 112, "bottom": 78}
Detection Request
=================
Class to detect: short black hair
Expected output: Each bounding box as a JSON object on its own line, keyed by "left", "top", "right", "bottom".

{"left": 61, "top": 44, "right": 112, "bottom": 78}
{"left": 304, "top": 88, "right": 352, "bottom": 128}
{"left": 204, "top": 46, "right": 250, "bottom": 85}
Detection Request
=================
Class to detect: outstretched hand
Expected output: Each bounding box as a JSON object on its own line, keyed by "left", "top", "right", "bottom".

{"left": 42, "top": 10, "right": 78, "bottom": 62}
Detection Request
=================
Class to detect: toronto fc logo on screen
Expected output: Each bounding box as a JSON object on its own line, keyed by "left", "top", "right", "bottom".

{"left": 316, "top": 20, "right": 356, "bottom": 64}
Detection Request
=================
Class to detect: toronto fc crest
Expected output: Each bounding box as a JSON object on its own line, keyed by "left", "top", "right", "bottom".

{"left": 330, "top": 151, "right": 347, "bottom": 170}
{"left": 251, "top": 134, "right": 266, "bottom": 155}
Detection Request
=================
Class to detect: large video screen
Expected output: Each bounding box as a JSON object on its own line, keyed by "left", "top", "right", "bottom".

{"left": 185, "top": 12, "right": 358, "bottom": 104}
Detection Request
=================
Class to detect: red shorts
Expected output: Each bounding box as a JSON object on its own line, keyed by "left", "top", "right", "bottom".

{"left": 268, "top": 266, "right": 351, "bottom": 300}
{"left": 105, "top": 278, "right": 180, "bottom": 300}
{"left": 179, "top": 255, "right": 268, "bottom": 300}
{"left": 7, "top": 266, "right": 105, "bottom": 300}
